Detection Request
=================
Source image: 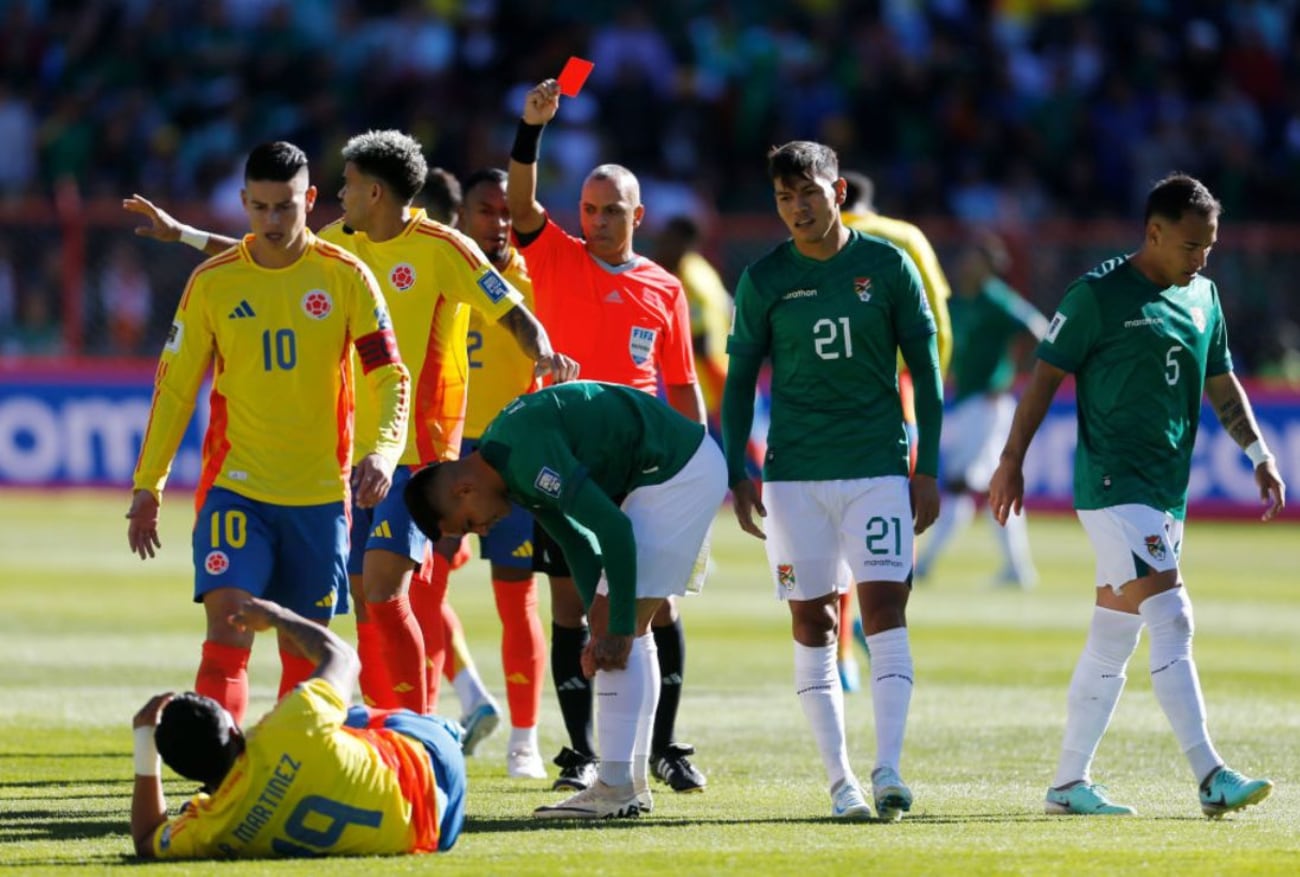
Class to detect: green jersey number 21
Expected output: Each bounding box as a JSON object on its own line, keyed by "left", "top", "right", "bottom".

{"left": 813, "top": 317, "right": 853, "bottom": 359}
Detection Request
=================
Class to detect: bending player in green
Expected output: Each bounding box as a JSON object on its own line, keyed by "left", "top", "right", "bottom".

{"left": 721, "top": 141, "right": 943, "bottom": 821}
{"left": 989, "top": 173, "right": 1285, "bottom": 818}
{"left": 404, "top": 381, "right": 727, "bottom": 820}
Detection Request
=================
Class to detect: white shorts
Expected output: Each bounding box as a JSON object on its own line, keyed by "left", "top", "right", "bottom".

{"left": 1076, "top": 504, "right": 1183, "bottom": 591}
{"left": 595, "top": 436, "right": 727, "bottom": 601}
{"left": 941, "top": 393, "right": 1015, "bottom": 492}
{"left": 763, "top": 476, "right": 913, "bottom": 601}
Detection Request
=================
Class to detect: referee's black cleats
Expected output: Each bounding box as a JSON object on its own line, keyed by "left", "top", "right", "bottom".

{"left": 652, "top": 743, "right": 707, "bottom": 793}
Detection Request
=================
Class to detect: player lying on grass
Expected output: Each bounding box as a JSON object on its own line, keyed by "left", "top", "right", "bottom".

{"left": 130, "top": 597, "right": 466, "bottom": 858}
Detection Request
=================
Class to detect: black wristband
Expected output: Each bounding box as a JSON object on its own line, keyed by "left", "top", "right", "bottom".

{"left": 511, "top": 120, "right": 544, "bottom": 164}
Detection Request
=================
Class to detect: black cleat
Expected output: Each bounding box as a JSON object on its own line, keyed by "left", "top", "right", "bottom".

{"left": 651, "top": 743, "right": 707, "bottom": 793}
{"left": 551, "top": 746, "right": 598, "bottom": 792}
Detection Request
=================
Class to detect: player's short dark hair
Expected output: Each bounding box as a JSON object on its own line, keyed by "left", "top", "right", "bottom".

{"left": 245, "top": 141, "right": 309, "bottom": 183}
{"left": 971, "top": 229, "right": 1011, "bottom": 276}
{"left": 663, "top": 215, "right": 701, "bottom": 245}
{"left": 404, "top": 463, "right": 448, "bottom": 543}
{"left": 155, "top": 692, "right": 241, "bottom": 792}
{"left": 1144, "top": 173, "right": 1221, "bottom": 224}
{"left": 424, "top": 167, "right": 463, "bottom": 224}
{"left": 841, "top": 171, "right": 874, "bottom": 212}
{"left": 767, "top": 141, "right": 839, "bottom": 186}
{"left": 463, "top": 167, "right": 508, "bottom": 197}
{"left": 341, "top": 130, "right": 428, "bottom": 204}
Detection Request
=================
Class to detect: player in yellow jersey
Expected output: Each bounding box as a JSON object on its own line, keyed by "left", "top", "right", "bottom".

{"left": 653, "top": 216, "right": 732, "bottom": 428}
{"left": 452, "top": 168, "right": 551, "bottom": 779}
{"left": 126, "top": 142, "right": 411, "bottom": 728}
{"left": 130, "top": 597, "right": 466, "bottom": 858}
{"left": 837, "top": 170, "right": 953, "bottom": 693}
{"left": 125, "top": 133, "right": 577, "bottom": 720}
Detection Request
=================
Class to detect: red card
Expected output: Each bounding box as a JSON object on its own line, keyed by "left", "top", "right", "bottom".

{"left": 557, "top": 56, "right": 594, "bottom": 97}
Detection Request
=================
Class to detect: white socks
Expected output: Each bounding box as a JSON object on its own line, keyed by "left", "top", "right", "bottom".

{"left": 794, "top": 641, "right": 852, "bottom": 789}
{"left": 595, "top": 633, "right": 657, "bottom": 788}
{"left": 1140, "top": 588, "right": 1221, "bottom": 782}
{"left": 990, "top": 505, "right": 1036, "bottom": 585}
{"left": 866, "top": 627, "right": 913, "bottom": 774}
{"left": 453, "top": 667, "right": 491, "bottom": 714}
{"left": 508, "top": 725, "right": 538, "bottom": 752}
{"left": 634, "top": 634, "right": 659, "bottom": 795}
{"left": 917, "top": 493, "right": 975, "bottom": 574}
{"left": 1053, "top": 606, "right": 1142, "bottom": 787}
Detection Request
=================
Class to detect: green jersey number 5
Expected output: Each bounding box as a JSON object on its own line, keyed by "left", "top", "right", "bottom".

{"left": 813, "top": 317, "right": 853, "bottom": 360}
{"left": 1165, "top": 345, "right": 1180, "bottom": 386}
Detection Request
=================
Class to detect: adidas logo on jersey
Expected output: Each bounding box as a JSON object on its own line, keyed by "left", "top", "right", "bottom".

{"left": 511, "top": 541, "right": 533, "bottom": 559}
{"left": 604, "top": 290, "right": 623, "bottom": 303}
{"left": 371, "top": 520, "right": 393, "bottom": 539}
{"left": 228, "top": 300, "right": 256, "bottom": 319}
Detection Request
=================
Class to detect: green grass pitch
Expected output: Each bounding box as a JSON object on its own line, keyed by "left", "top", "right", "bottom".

{"left": 1, "top": 489, "right": 1296, "bottom": 875}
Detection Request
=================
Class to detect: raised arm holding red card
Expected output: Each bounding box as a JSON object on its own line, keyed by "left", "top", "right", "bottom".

{"left": 505, "top": 74, "right": 718, "bottom": 818}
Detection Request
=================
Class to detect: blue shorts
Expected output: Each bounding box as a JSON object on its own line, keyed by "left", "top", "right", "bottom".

{"left": 192, "top": 487, "right": 347, "bottom": 620}
{"left": 462, "top": 438, "right": 533, "bottom": 570}
{"left": 347, "top": 466, "right": 428, "bottom": 575}
{"left": 345, "top": 707, "right": 466, "bottom": 851}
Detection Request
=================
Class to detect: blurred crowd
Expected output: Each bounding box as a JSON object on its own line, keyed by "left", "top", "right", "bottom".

{"left": 3, "top": 0, "right": 1300, "bottom": 374}
{"left": 5, "top": 0, "right": 1300, "bottom": 222}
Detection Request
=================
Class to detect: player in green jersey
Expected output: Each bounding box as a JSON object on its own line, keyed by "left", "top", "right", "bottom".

{"left": 404, "top": 381, "right": 727, "bottom": 821}
{"left": 720, "top": 141, "right": 943, "bottom": 822}
{"left": 989, "top": 173, "right": 1285, "bottom": 819}
{"left": 916, "top": 231, "right": 1048, "bottom": 588}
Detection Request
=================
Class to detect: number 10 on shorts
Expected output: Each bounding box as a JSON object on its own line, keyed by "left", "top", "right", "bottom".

{"left": 210, "top": 509, "right": 248, "bottom": 549}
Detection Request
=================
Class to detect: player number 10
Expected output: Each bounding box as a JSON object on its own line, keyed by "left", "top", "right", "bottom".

{"left": 262, "top": 329, "right": 298, "bottom": 371}
{"left": 209, "top": 510, "right": 247, "bottom": 549}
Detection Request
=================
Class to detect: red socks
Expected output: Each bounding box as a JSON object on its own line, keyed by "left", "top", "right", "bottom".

{"left": 277, "top": 649, "right": 315, "bottom": 700}
{"left": 195, "top": 640, "right": 251, "bottom": 725}
{"left": 357, "top": 619, "right": 399, "bottom": 709}
{"left": 409, "top": 551, "right": 450, "bottom": 709}
{"left": 493, "top": 577, "right": 544, "bottom": 728}
{"left": 367, "top": 594, "right": 428, "bottom": 714}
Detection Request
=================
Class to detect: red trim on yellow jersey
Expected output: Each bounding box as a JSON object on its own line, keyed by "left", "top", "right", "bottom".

{"left": 178, "top": 251, "right": 240, "bottom": 311}
{"left": 413, "top": 225, "right": 481, "bottom": 268}
{"left": 340, "top": 725, "right": 440, "bottom": 853}
{"left": 412, "top": 298, "right": 465, "bottom": 463}
{"left": 194, "top": 386, "right": 231, "bottom": 515}
{"left": 134, "top": 360, "right": 170, "bottom": 487}
{"left": 337, "top": 342, "right": 355, "bottom": 497}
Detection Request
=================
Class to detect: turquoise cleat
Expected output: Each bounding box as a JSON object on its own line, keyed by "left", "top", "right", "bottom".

{"left": 1044, "top": 781, "right": 1136, "bottom": 816}
{"left": 1199, "top": 766, "right": 1273, "bottom": 818}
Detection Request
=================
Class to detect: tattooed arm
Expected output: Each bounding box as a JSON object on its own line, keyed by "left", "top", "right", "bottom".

{"left": 1205, "top": 372, "right": 1286, "bottom": 520}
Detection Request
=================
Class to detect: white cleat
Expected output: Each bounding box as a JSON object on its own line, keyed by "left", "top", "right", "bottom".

{"left": 533, "top": 780, "right": 641, "bottom": 820}
{"left": 871, "top": 766, "right": 913, "bottom": 822}
{"left": 506, "top": 746, "right": 548, "bottom": 780}
{"left": 830, "top": 777, "right": 873, "bottom": 820}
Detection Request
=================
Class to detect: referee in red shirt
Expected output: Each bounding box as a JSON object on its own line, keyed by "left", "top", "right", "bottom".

{"left": 508, "top": 77, "right": 710, "bottom": 796}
